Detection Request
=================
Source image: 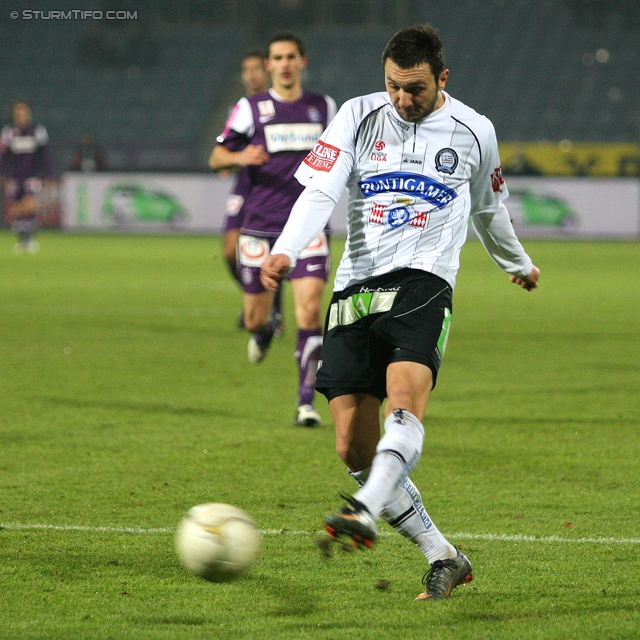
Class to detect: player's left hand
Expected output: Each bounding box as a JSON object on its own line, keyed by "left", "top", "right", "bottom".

{"left": 260, "top": 253, "right": 291, "bottom": 292}
{"left": 510, "top": 265, "right": 540, "bottom": 291}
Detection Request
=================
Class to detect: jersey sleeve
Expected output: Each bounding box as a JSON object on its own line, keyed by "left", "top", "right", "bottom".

{"left": 35, "top": 124, "right": 49, "bottom": 146}
{"left": 469, "top": 119, "right": 508, "bottom": 216}
{"left": 216, "top": 98, "right": 254, "bottom": 151}
{"left": 294, "top": 99, "right": 358, "bottom": 203}
{"left": 0, "top": 125, "right": 11, "bottom": 152}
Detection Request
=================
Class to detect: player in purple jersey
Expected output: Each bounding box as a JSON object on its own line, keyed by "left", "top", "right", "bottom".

{"left": 0, "top": 102, "right": 53, "bottom": 254}
{"left": 210, "top": 33, "right": 337, "bottom": 427}
{"left": 218, "top": 52, "right": 270, "bottom": 292}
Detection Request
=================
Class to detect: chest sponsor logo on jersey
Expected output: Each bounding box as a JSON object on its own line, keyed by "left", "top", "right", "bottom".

{"left": 358, "top": 171, "right": 458, "bottom": 210}
{"left": 264, "top": 123, "right": 323, "bottom": 153}
{"left": 386, "top": 110, "right": 410, "bottom": 131}
{"left": 257, "top": 100, "right": 276, "bottom": 123}
{"left": 303, "top": 140, "right": 341, "bottom": 172}
{"left": 491, "top": 166, "right": 505, "bottom": 193}
{"left": 10, "top": 135, "right": 38, "bottom": 153}
{"left": 435, "top": 148, "right": 458, "bottom": 175}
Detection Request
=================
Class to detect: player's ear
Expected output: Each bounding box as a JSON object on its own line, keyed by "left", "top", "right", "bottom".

{"left": 300, "top": 55, "right": 308, "bottom": 69}
{"left": 438, "top": 69, "right": 449, "bottom": 90}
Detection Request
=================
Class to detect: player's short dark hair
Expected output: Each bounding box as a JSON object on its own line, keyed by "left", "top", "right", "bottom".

{"left": 382, "top": 24, "right": 446, "bottom": 79}
{"left": 267, "top": 33, "right": 305, "bottom": 58}
{"left": 242, "top": 50, "right": 264, "bottom": 64}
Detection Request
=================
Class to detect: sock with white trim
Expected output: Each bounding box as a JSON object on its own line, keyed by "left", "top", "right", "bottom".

{"left": 295, "top": 329, "right": 322, "bottom": 406}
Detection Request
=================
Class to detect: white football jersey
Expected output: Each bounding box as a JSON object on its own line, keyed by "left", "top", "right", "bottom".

{"left": 293, "top": 91, "right": 509, "bottom": 290}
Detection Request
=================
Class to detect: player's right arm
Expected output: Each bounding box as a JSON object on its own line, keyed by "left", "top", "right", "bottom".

{"left": 0, "top": 125, "right": 12, "bottom": 173}
{"left": 208, "top": 97, "right": 269, "bottom": 172}
{"left": 209, "top": 143, "right": 269, "bottom": 171}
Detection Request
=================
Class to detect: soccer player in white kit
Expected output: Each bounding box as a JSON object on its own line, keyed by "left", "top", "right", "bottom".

{"left": 262, "top": 25, "right": 540, "bottom": 600}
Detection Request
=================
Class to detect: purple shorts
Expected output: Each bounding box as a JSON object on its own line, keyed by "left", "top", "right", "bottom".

{"left": 237, "top": 232, "right": 331, "bottom": 294}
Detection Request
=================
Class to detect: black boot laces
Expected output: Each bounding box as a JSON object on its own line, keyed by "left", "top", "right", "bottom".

{"left": 421, "top": 556, "right": 459, "bottom": 594}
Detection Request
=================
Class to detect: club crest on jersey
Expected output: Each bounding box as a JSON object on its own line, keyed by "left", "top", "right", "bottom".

{"left": 435, "top": 148, "right": 458, "bottom": 175}
{"left": 369, "top": 201, "right": 428, "bottom": 230}
{"left": 306, "top": 106, "right": 321, "bottom": 122}
{"left": 358, "top": 171, "right": 458, "bottom": 210}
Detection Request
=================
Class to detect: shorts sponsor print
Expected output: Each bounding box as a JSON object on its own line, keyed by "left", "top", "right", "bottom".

{"left": 238, "top": 232, "right": 330, "bottom": 294}
{"left": 315, "top": 269, "right": 452, "bottom": 401}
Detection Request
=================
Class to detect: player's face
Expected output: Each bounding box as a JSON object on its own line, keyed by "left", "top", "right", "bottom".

{"left": 384, "top": 60, "right": 449, "bottom": 123}
{"left": 12, "top": 103, "right": 32, "bottom": 128}
{"left": 241, "top": 56, "right": 269, "bottom": 97}
{"left": 266, "top": 41, "right": 306, "bottom": 91}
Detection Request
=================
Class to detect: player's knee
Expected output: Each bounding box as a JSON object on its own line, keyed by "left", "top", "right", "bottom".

{"left": 223, "top": 236, "right": 238, "bottom": 264}
{"left": 295, "top": 297, "right": 322, "bottom": 328}
{"left": 223, "top": 246, "right": 237, "bottom": 265}
{"left": 243, "top": 307, "right": 269, "bottom": 333}
{"left": 376, "top": 409, "right": 424, "bottom": 476}
{"left": 243, "top": 316, "right": 264, "bottom": 333}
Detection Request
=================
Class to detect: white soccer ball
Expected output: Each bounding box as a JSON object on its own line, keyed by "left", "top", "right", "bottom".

{"left": 175, "top": 503, "right": 260, "bottom": 582}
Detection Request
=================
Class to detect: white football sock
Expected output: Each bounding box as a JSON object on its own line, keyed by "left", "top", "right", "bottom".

{"left": 383, "top": 478, "right": 457, "bottom": 562}
{"left": 354, "top": 409, "right": 424, "bottom": 519}
{"left": 350, "top": 466, "right": 456, "bottom": 563}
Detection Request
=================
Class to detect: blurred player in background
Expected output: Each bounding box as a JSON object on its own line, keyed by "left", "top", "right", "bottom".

{"left": 70, "top": 130, "right": 107, "bottom": 172}
{"left": 210, "top": 33, "right": 336, "bottom": 427}
{"left": 218, "top": 52, "right": 270, "bottom": 315}
{"left": 262, "top": 25, "right": 540, "bottom": 598}
{"left": 0, "top": 101, "right": 53, "bottom": 253}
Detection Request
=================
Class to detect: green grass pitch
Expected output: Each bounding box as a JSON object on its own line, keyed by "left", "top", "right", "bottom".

{"left": 0, "top": 231, "right": 638, "bottom": 639}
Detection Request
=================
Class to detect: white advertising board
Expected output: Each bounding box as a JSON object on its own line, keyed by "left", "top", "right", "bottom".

{"left": 503, "top": 178, "right": 639, "bottom": 238}
{"left": 61, "top": 172, "right": 350, "bottom": 234}
{"left": 61, "top": 172, "right": 235, "bottom": 232}
{"left": 61, "top": 173, "right": 638, "bottom": 238}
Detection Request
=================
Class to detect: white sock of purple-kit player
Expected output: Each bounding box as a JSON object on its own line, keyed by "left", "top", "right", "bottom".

{"left": 350, "top": 466, "right": 457, "bottom": 562}
{"left": 295, "top": 329, "right": 322, "bottom": 406}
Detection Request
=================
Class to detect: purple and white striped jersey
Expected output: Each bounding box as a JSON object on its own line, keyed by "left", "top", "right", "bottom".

{"left": 216, "top": 88, "right": 336, "bottom": 237}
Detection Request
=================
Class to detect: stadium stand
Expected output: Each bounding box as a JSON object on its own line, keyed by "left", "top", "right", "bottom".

{"left": 0, "top": 0, "right": 637, "bottom": 172}
{"left": 303, "top": 1, "right": 639, "bottom": 144}
{"left": 0, "top": 16, "right": 237, "bottom": 171}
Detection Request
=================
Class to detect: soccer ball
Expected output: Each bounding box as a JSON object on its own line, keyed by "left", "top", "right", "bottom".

{"left": 175, "top": 503, "right": 260, "bottom": 582}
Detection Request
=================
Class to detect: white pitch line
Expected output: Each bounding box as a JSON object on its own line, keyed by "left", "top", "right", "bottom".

{"left": 1, "top": 523, "right": 639, "bottom": 545}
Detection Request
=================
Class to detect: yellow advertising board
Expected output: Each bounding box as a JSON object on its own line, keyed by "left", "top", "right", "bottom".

{"left": 499, "top": 142, "right": 640, "bottom": 177}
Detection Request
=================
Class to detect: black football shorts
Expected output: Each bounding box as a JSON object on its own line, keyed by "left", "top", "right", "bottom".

{"left": 315, "top": 268, "right": 453, "bottom": 402}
